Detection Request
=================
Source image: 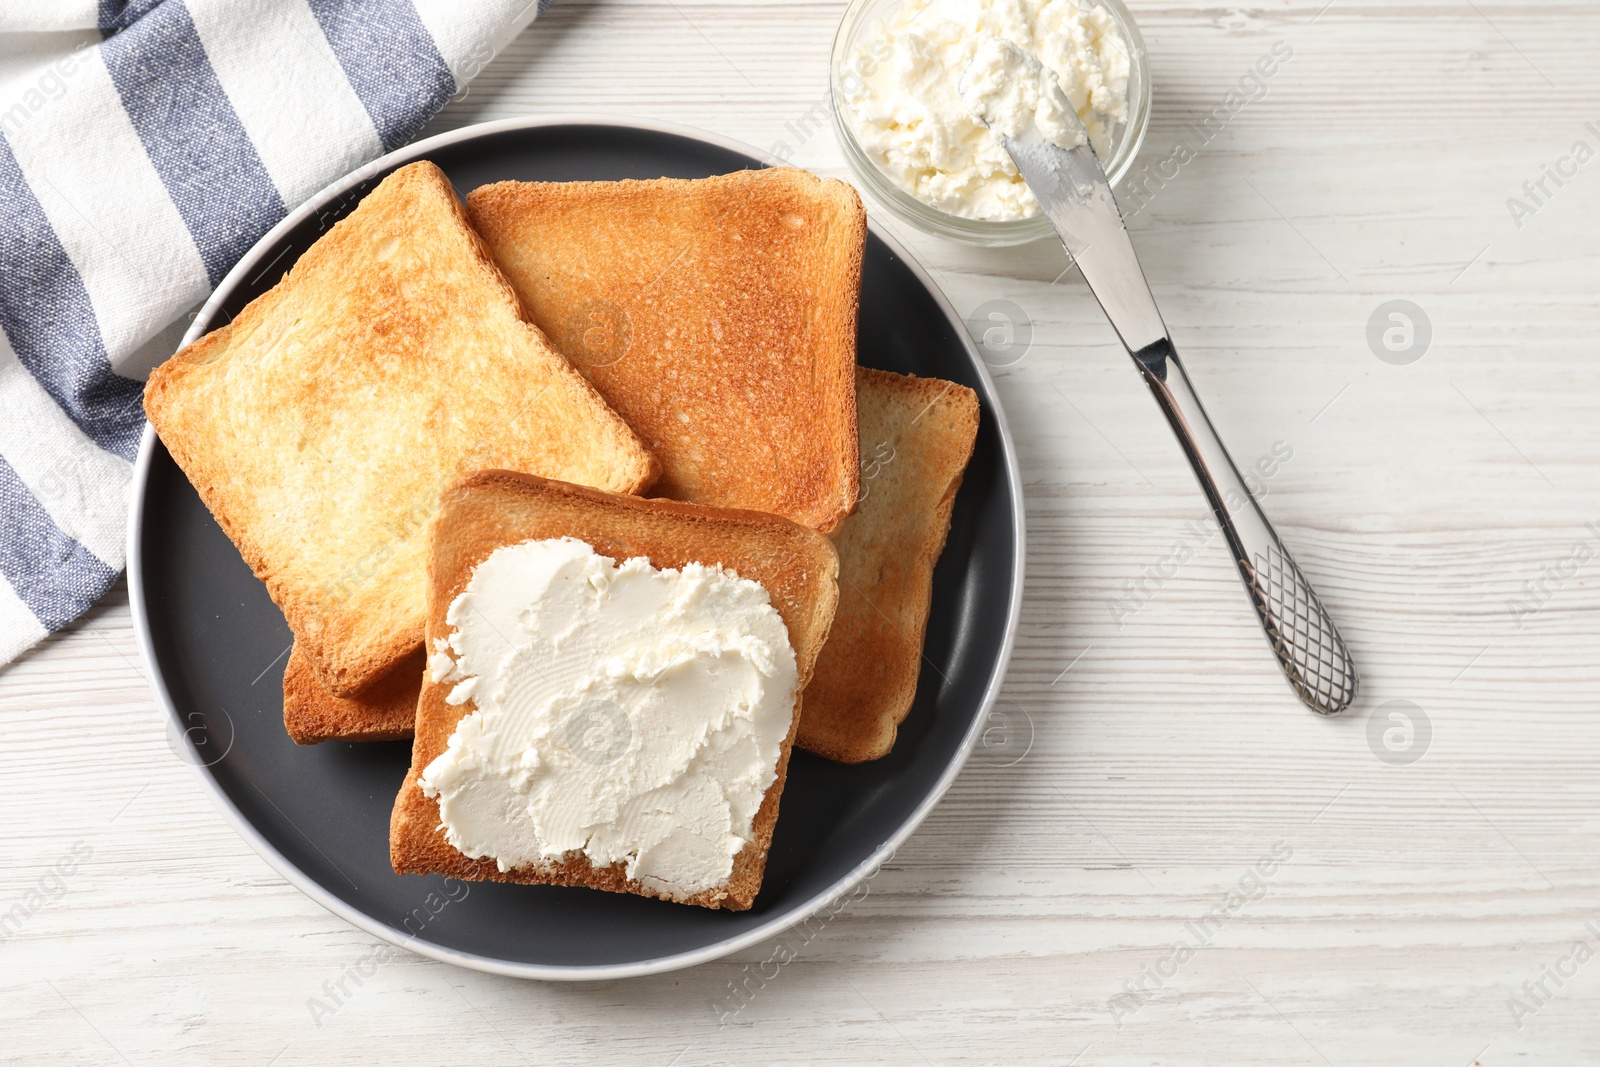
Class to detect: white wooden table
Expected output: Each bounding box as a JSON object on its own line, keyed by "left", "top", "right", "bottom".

{"left": 5, "top": 1, "right": 1600, "bottom": 1062}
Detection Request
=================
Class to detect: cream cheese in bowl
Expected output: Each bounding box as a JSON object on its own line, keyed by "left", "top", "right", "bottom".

{"left": 831, "top": 0, "right": 1149, "bottom": 243}
{"left": 960, "top": 36, "right": 1089, "bottom": 155}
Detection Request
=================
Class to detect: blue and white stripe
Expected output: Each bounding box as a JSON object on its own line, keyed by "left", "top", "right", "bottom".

{"left": 0, "top": 0, "right": 540, "bottom": 666}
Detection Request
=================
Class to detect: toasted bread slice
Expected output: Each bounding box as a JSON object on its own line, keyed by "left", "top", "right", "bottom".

{"left": 466, "top": 167, "right": 865, "bottom": 533}
{"left": 145, "top": 161, "right": 657, "bottom": 696}
{"left": 796, "top": 368, "right": 979, "bottom": 763}
{"left": 390, "top": 470, "right": 839, "bottom": 910}
{"left": 282, "top": 645, "right": 421, "bottom": 744}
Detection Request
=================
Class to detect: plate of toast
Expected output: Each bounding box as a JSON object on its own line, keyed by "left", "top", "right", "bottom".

{"left": 130, "top": 117, "right": 1023, "bottom": 978}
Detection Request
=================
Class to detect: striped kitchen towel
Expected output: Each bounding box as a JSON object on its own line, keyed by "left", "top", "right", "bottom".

{"left": 0, "top": 0, "right": 542, "bottom": 667}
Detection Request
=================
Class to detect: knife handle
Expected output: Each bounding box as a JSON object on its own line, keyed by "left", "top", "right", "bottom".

{"left": 1134, "top": 340, "right": 1359, "bottom": 715}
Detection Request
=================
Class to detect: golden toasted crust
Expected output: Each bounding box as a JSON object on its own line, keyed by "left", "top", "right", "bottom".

{"left": 144, "top": 161, "right": 658, "bottom": 696}
{"left": 465, "top": 167, "right": 865, "bottom": 533}
{"left": 283, "top": 645, "right": 422, "bottom": 744}
{"left": 389, "top": 470, "right": 840, "bottom": 910}
{"left": 796, "top": 369, "right": 979, "bottom": 763}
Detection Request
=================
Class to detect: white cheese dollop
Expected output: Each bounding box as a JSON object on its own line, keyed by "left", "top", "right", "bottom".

{"left": 418, "top": 537, "right": 797, "bottom": 898}
{"left": 959, "top": 37, "right": 1084, "bottom": 151}
{"left": 842, "top": 0, "right": 1130, "bottom": 221}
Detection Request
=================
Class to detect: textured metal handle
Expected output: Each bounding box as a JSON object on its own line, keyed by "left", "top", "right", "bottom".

{"left": 1242, "top": 542, "right": 1359, "bottom": 715}
{"left": 1137, "top": 341, "right": 1360, "bottom": 716}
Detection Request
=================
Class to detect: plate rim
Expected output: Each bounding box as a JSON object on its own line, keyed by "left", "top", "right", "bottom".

{"left": 127, "top": 113, "right": 1027, "bottom": 981}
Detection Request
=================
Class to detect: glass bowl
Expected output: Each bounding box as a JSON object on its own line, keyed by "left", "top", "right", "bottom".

{"left": 830, "top": 0, "right": 1152, "bottom": 246}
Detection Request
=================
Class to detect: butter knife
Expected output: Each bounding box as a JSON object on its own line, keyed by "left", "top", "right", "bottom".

{"left": 965, "top": 46, "right": 1358, "bottom": 715}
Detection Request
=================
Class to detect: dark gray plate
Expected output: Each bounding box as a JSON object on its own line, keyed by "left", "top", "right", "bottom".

{"left": 129, "top": 117, "right": 1023, "bottom": 979}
